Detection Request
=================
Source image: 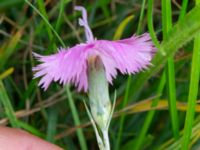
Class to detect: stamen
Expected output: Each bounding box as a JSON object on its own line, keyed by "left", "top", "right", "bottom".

{"left": 75, "top": 6, "right": 94, "bottom": 43}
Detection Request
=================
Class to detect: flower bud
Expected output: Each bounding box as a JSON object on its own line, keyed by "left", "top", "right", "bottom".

{"left": 88, "top": 56, "right": 111, "bottom": 130}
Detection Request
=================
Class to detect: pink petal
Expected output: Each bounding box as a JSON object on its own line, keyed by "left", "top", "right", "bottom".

{"left": 33, "top": 44, "right": 92, "bottom": 92}
{"left": 94, "top": 33, "right": 156, "bottom": 82}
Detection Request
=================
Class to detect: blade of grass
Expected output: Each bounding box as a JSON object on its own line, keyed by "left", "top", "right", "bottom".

{"left": 162, "top": 0, "right": 179, "bottom": 139}
{"left": 55, "top": 0, "right": 71, "bottom": 33}
{"left": 113, "top": 15, "right": 134, "bottom": 40}
{"left": 115, "top": 1, "right": 146, "bottom": 149}
{"left": 0, "top": 68, "right": 14, "bottom": 80}
{"left": 17, "top": 120, "right": 45, "bottom": 138}
{"left": 132, "top": 1, "right": 164, "bottom": 148}
{"left": 182, "top": 1, "right": 200, "bottom": 149}
{"left": 129, "top": 4, "right": 200, "bottom": 102}
{"left": 37, "top": 0, "right": 53, "bottom": 41}
{"left": 178, "top": 0, "right": 189, "bottom": 21}
{"left": 37, "top": 0, "right": 56, "bottom": 50}
{"left": 134, "top": 72, "right": 166, "bottom": 150}
{"left": 146, "top": 0, "right": 162, "bottom": 52}
{"left": 46, "top": 108, "right": 58, "bottom": 143}
{"left": 24, "top": 0, "right": 65, "bottom": 47}
{"left": 136, "top": 0, "right": 146, "bottom": 35}
{"left": 0, "top": 29, "right": 22, "bottom": 68}
{"left": 0, "top": 80, "right": 19, "bottom": 127}
{"left": 65, "top": 86, "right": 88, "bottom": 150}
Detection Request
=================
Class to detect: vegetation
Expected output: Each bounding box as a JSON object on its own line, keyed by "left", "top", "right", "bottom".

{"left": 0, "top": 0, "right": 200, "bottom": 149}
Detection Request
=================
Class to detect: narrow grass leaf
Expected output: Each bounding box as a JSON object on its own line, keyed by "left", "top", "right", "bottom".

{"left": 134, "top": 72, "right": 166, "bottom": 150}
{"left": 113, "top": 15, "right": 134, "bottom": 40}
{"left": 46, "top": 108, "right": 58, "bottom": 143}
{"left": 178, "top": 0, "right": 189, "bottom": 21}
{"left": 113, "top": 14, "right": 135, "bottom": 150}
{"left": 17, "top": 120, "right": 45, "bottom": 138}
{"left": 0, "top": 67, "right": 14, "bottom": 80}
{"left": 0, "top": 80, "right": 18, "bottom": 127}
{"left": 182, "top": 1, "right": 200, "bottom": 148}
{"left": 0, "top": 30, "right": 22, "bottom": 68}
{"left": 130, "top": 4, "right": 200, "bottom": 100}
{"left": 25, "top": 0, "right": 66, "bottom": 47}
{"left": 162, "top": 0, "right": 179, "bottom": 139}
{"left": 65, "top": 86, "right": 88, "bottom": 150}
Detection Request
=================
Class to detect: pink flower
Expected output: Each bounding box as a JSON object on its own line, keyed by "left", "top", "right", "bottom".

{"left": 33, "top": 6, "right": 156, "bottom": 92}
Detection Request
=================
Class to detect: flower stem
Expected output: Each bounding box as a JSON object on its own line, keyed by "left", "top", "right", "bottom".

{"left": 102, "top": 129, "right": 110, "bottom": 150}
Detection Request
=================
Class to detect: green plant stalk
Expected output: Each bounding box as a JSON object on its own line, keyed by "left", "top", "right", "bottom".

{"left": 17, "top": 120, "right": 45, "bottom": 138}
{"left": 25, "top": 0, "right": 66, "bottom": 47}
{"left": 115, "top": 1, "right": 146, "bottom": 149}
{"left": 65, "top": 87, "right": 88, "bottom": 150}
{"left": 46, "top": 108, "right": 58, "bottom": 143}
{"left": 182, "top": 1, "right": 200, "bottom": 149}
{"left": 136, "top": 0, "right": 146, "bottom": 35}
{"left": 115, "top": 76, "right": 131, "bottom": 150}
{"left": 178, "top": 0, "right": 189, "bottom": 21}
{"left": 134, "top": 73, "right": 166, "bottom": 150}
{"left": 54, "top": 0, "right": 71, "bottom": 50}
{"left": 37, "top": 0, "right": 53, "bottom": 40}
{"left": 133, "top": 0, "right": 163, "bottom": 149}
{"left": 37, "top": 0, "right": 56, "bottom": 50}
{"left": 130, "top": 4, "right": 200, "bottom": 101}
{"left": 158, "top": 117, "right": 200, "bottom": 149}
{"left": 55, "top": 0, "right": 67, "bottom": 32}
{"left": 147, "top": 0, "right": 161, "bottom": 50}
{"left": 162, "top": 0, "right": 179, "bottom": 139}
{"left": 0, "top": 80, "right": 19, "bottom": 127}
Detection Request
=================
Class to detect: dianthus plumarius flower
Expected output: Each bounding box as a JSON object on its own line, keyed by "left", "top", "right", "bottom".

{"left": 33, "top": 6, "right": 156, "bottom": 92}
{"left": 32, "top": 5, "right": 156, "bottom": 150}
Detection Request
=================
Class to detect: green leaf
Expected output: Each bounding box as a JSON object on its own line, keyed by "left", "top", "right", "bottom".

{"left": 0, "top": 80, "right": 19, "bottom": 127}
{"left": 130, "top": 4, "right": 200, "bottom": 99}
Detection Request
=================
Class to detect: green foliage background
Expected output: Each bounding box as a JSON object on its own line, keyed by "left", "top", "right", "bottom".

{"left": 0, "top": 0, "right": 200, "bottom": 149}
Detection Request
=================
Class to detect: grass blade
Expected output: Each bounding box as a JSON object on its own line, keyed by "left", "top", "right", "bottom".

{"left": 46, "top": 108, "right": 58, "bottom": 143}
{"left": 178, "top": 0, "right": 189, "bottom": 21}
{"left": 0, "top": 80, "right": 19, "bottom": 127}
{"left": 162, "top": 0, "right": 179, "bottom": 139}
{"left": 129, "top": 4, "right": 200, "bottom": 100}
{"left": 114, "top": 3, "right": 144, "bottom": 149}
{"left": 37, "top": 0, "right": 53, "bottom": 41}
{"left": 0, "top": 30, "right": 22, "bottom": 68}
{"left": 0, "top": 68, "right": 14, "bottom": 80}
{"left": 134, "top": 72, "right": 166, "bottom": 150}
{"left": 17, "top": 120, "right": 45, "bottom": 138}
{"left": 65, "top": 86, "right": 88, "bottom": 150}
{"left": 182, "top": 1, "right": 200, "bottom": 149}
{"left": 25, "top": 0, "right": 66, "bottom": 47}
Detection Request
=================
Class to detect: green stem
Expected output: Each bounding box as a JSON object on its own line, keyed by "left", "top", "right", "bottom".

{"left": 134, "top": 73, "right": 166, "bottom": 150}
{"left": 182, "top": 2, "right": 200, "bottom": 149}
{"left": 65, "top": 87, "right": 88, "bottom": 150}
{"left": 115, "top": 1, "right": 146, "bottom": 149}
{"left": 25, "top": 0, "right": 66, "bottom": 47}
{"left": 178, "top": 0, "right": 189, "bottom": 21}
{"left": 181, "top": 34, "right": 200, "bottom": 150}
{"left": 162, "top": 0, "right": 179, "bottom": 139}
{"left": 0, "top": 80, "right": 19, "bottom": 128}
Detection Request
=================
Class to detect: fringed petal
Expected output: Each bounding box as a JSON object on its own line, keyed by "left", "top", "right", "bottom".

{"left": 95, "top": 33, "right": 156, "bottom": 82}
{"left": 33, "top": 44, "right": 91, "bottom": 92}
